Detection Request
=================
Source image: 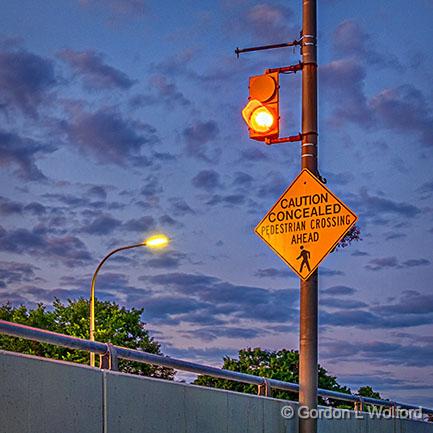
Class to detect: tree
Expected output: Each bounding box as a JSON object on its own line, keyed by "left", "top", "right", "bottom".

{"left": 194, "top": 348, "right": 351, "bottom": 406}
{"left": 356, "top": 386, "right": 384, "bottom": 412}
{"left": 358, "top": 385, "right": 381, "bottom": 400}
{"left": 0, "top": 298, "right": 174, "bottom": 379}
{"left": 336, "top": 225, "right": 361, "bottom": 250}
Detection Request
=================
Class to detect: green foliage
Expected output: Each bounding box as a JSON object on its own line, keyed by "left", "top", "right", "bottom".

{"left": 0, "top": 298, "right": 174, "bottom": 379}
{"left": 358, "top": 385, "right": 381, "bottom": 400}
{"left": 336, "top": 225, "right": 361, "bottom": 250}
{"left": 357, "top": 385, "right": 383, "bottom": 411}
{"left": 194, "top": 347, "right": 351, "bottom": 405}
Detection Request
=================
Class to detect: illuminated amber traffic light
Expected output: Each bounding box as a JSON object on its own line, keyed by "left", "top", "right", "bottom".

{"left": 242, "top": 72, "right": 279, "bottom": 141}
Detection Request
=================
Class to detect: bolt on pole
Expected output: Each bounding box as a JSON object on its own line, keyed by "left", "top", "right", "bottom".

{"left": 299, "top": 0, "right": 318, "bottom": 433}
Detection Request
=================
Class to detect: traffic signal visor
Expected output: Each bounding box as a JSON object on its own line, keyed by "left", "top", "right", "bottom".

{"left": 242, "top": 100, "right": 276, "bottom": 133}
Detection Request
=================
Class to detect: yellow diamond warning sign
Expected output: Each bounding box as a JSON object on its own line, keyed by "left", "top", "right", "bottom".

{"left": 255, "top": 169, "right": 358, "bottom": 280}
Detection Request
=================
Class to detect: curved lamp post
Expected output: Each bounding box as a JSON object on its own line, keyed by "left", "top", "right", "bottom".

{"left": 89, "top": 234, "right": 169, "bottom": 367}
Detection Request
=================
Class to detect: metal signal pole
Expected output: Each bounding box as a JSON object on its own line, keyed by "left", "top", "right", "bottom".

{"left": 235, "top": 3, "right": 319, "bottom": 430}
{"left": 300, "top": 0, "right": 318, "bottom": 433}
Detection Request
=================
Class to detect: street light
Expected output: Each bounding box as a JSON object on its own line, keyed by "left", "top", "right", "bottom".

{"left": 89, "top": 233, "right": 169, "bottom": 367}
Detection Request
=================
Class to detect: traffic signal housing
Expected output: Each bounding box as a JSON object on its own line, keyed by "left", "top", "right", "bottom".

{"left": 242, "top": 72, "right": 279, "bottom": 142}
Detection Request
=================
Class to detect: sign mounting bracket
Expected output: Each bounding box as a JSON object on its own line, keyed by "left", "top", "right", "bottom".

{"left": 235, "top": 40, "right": 301, "bottom": 58}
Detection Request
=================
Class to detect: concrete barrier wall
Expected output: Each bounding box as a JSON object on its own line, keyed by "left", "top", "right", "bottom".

{"left": 0, "top": 350, "right": 102, "bottom": 433}
{"left": 104, "top": 370, "right": 298, "bottom": 433}
{"left": 1, "top": 350, "right": 432, "bottom": 433}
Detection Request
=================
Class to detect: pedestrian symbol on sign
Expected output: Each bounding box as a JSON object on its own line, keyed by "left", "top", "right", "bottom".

{"left": 297, "top": 246, "right": 311, "bottom": 273}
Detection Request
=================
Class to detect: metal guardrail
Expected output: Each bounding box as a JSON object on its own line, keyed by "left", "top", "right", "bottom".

{"left": 0, "top": 319, "right": 432, "bottom": 417}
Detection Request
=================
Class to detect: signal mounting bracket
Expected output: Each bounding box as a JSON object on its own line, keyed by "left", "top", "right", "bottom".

{"left": 265, "top": 133, "right": 303, "bottom": 145}
{"left": 235, "top": 40, "right": 301, "bottom": 58}
{"left": 263, "top": 63, "right": 303, "bottom": 144}
{"left": 265, "top": 63, "right": 303, "bottom": 75}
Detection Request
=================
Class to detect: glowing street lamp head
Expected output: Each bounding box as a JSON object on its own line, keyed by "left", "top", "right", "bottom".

{"left": 145, "top": 234, "right": 170, "bottom": 248}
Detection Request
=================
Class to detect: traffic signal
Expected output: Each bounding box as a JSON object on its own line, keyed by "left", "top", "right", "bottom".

{"left": 242, "top": 72, "right": 279, "bottom": 142}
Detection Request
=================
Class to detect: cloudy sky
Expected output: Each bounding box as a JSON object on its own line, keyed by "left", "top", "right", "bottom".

{"left": 1, "top": 0, "right": 433, "bottom": 407}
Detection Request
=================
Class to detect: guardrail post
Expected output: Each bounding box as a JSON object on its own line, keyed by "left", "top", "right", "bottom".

{"left": 391, "top": 403, "right": 397, "bottom": 418}
{"left": 354, "top": 397, "right": 364, "bottom": 413}
{"left": 257, "top": 379, "right": 272, "bottom": 397}
{"left": 99, "top": 343, "right": 119, "bottom": 371}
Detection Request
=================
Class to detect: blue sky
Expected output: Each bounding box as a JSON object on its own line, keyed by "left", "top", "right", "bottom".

{"left": 0, "top": 0, "right": 433, "bottom": 407}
